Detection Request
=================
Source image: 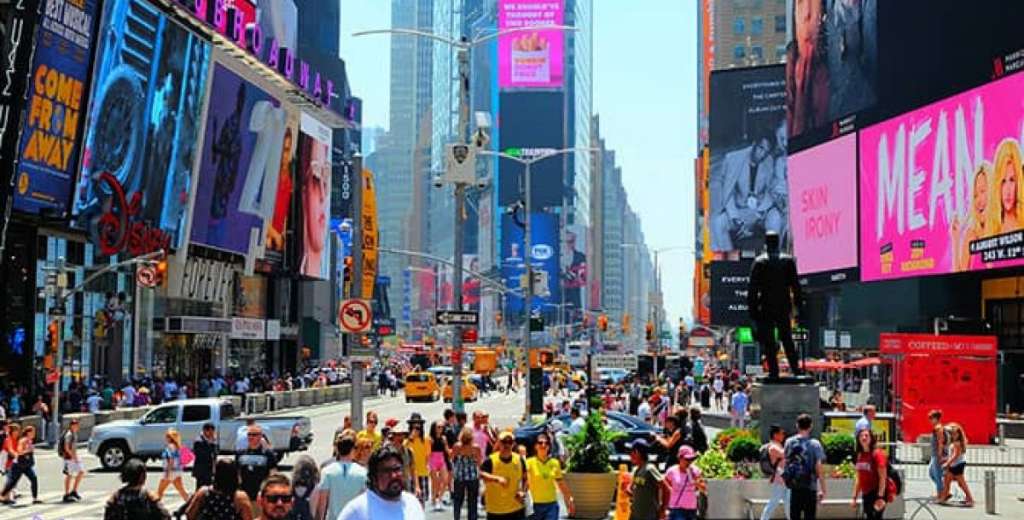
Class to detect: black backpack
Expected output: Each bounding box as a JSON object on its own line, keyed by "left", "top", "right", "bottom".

{"left": 758, "top": 443, "right": 776, "bottom": 478}
{"left": 782, "top": 438, "right": 816, "bottom": 490}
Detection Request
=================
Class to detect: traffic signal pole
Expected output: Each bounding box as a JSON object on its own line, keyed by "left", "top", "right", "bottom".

{"left": 350, "top": 153, "right": 366, "bottom": 431}
{"left": 451, "top": 46, "right": 471, "bottom": 415}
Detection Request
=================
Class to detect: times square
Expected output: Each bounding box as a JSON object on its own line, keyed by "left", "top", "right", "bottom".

{"left": 0, "top": 1, "right": 1023, "bottom": 519}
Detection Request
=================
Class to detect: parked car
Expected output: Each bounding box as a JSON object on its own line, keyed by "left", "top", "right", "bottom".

{"left": 88, "top": 398, "right": 312, "bottom": 471}
{"left": 404, "top": 371, "right": 441, "bottom": 402}
{"left": 442, "top": 376, "right": 479, "bottom": 402}
{"left": 513, "top": 411, "right": 659, "bottom": 461}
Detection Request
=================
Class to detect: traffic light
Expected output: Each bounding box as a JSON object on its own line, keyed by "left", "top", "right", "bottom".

{"left": 47, "top": 321, "right": 59, "bottom": 353}
{"left": 645, "top": 322, "right": 654, "bottom": 342}
{"left": 622, "top": 313, "right": 631, "bottom": 334}
{"left": 343, "top": 256, "right": 353, "bottom": 282}
{"left": 155, "top": 257, "right": 168, "bottom": 286}
{"left": 597, "top": 314, "right": 608, "bottom": 332}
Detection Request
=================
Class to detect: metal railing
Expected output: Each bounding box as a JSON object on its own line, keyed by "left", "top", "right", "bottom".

{"left": 889, "top": 442, "right": 1024, "bottom": 484}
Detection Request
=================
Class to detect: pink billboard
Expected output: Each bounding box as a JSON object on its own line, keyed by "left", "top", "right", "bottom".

{"left": 789, "top": 134, "right": 859, "bottom": 275}
{"left": 860, "top": 71, "right": 1024, "bottom": 281}
{"left": 498, "top": 0, "right": 564, "bottom": 89}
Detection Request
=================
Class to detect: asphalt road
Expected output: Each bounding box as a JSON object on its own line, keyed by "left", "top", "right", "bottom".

{"left": 0, "top": 386, "right": 530, "bottom": 520}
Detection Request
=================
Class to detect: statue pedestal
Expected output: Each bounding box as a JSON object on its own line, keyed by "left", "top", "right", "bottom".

{"left": 751, "top": 378, "right": 822, "bottom": 442}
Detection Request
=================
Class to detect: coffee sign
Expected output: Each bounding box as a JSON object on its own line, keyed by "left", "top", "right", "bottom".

{"left": 174, "top": 257, "right": 235, "bottom": 305}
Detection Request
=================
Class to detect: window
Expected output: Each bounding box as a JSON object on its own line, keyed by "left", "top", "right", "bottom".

{"left": 751, "top": 17, "right": 764, "bottom": 35}
{"left": 182, "top": 405, "right": 211, "bottom": 423}
{"left": 733, "top": 45, "right": 746, "bottom": 60}
{"left": 775, "top": 15, "right": 787, "bottom": 33}
{"left": 143, "top": 406, "right": 178, "bottom": 424}
{"left": 733, "top": 17, "right": 745, "bottom": 34}
{"left": 751, "top": 0, "right": 764, "bottom": 8}
{"left": 777, "top": 45, "right": 788, "bottom": 62}
{"left": 751, "top": 46, "right": 764, "bottom": 61}
{"left": 221, "top": 404, "right": 237, "bottom": 420}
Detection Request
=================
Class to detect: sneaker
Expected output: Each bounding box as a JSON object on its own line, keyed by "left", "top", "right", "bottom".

{"left": 62, "top": 495, "right": 74, "bottom": 503}
{"left": 70, "top": 491, "right": 82, "bottom": 501}
{"left": 32, "top": 499, "right": 42, "bottom": 504}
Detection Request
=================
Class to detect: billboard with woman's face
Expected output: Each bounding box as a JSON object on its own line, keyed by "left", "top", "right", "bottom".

{"left": 860, "top": 71, "right": 1024, "bottom": 281}
{"left": 298, "top": 113, "right": 332, "bottom": 279}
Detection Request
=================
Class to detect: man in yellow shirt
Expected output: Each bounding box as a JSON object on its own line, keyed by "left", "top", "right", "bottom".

{"left": 357, "top": 411, "right": 383, "bottom": 450}
{"left": 480, "top": 431, "right": 529, "bottom": 520}
{"left": 526, "top": 432, "right": 574, "bottom": 519}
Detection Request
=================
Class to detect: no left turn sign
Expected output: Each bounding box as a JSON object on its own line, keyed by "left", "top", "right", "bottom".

{"left": 339, "top": 299, "right": 373, "bottom": 333}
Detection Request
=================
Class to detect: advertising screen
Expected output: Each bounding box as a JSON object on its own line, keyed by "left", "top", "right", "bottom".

{"left": 73, "top": 0, "right": 211, "bottom": 256}
{"left": 788, "top": 134, "right": 858, "bottom": 276}
{"left": 264, "top": 111, "right": 299, "bottom": 261}
{"left": 297, "top": 113, "right": 332, "bottom": 279}
{"left": 498, "top": 0, "right": 564, "bottom": 89}
{"left": 860, "top": 72, "right": 1024, "bottom": 281}
{"left": 708, "top": 65, "right": 787, "bottom": 253}
{"left": 709, "top": 259, "right": 752, "bottom": 327}
{"left": 561, "top": 223, "right": 587, "bottom": 318}
{"left": 501, "top": 212, "right": 560, "bottom": 315}
{"left": 498, "top": 91, "right": 567, "bottom": 208}
{"left": 191, "top": 63, "right": 289, "bottom": 256}
{"left": 13, "top": 0, "right": 98, "bottom": 216}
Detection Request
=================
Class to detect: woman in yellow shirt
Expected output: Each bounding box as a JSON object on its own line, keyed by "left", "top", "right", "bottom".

{"left": 526, "top": 432, "right": 574, "bottom": 519}
{"left": 356, "top": 411, "right": 382, "bottom": 450}
{"left": 404, "top": 413, "right": 430, "bottom": 503}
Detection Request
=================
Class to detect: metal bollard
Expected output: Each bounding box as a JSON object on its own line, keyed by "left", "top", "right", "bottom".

{"left": 985, "top": 470, "right": 996, "bottom": 515}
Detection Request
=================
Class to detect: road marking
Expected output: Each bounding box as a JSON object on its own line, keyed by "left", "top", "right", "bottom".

{"left": 0, "top": 490, "right": 188, "bottom": 520}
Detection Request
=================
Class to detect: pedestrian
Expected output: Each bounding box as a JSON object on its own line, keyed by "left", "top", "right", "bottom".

{"left": 315, "top": 431, "right": 367, "bottom": 520}
{"left": 637, "top": 395, "right": 652, "bottom": 424}
{"left": 61, "top": 418, "right": 85, "bottom": 503}
{"left": 730, "top": 385, "right": 749, "bottom": 428}
{"left": 236, "top": 425, "right": 278, "bottom": 501}
{"left": 192, "top": 422, "right": 219, "bottom": 490}
{"left": 384, "top": 425, "right": 416, "bottom": 496}
{"left": 338, "top": 445, "right": 425, "bottom": 520}
{"left": 103, "top": 458, "right": 171, "bottom": 519}
{"left": 760, "top": 425, "right": 790, "bottom": 520}
{"left": 404, "top": 414, "right": 430, "bottom": 503}
{"left": 184, "top": 459, "right": 253, "bottom": 520}
{"left": 665, "top": 445, "right": 705, "bottom": 520}
{"left": 480, "top": 430, "right": 528, "bottom": 520}
{"left": 699, "top": 383, "right": 711, "bottom": 410}
{"left": 156, "top": 428, "right": 189, "bottom": 502}
{"left": 688, "top": 408, "right": 708, "bottom": 454}
{"left": 0, "top": 425, "right": 38, "bottom": 504}
{"left": 358, "top": 411, "right": 383, "bottom": 451}
{"left": 851, "top": 428, "right": 889, "bottom": 520}
{"left": 256, "top": 473, "right": 295, "bottom": 520}
{"left": 626, "top": 439, "right": 669, "bottom": 520}
{"left": 712, "top": 376, "right": 725, "bottom": 410}
{"left": 938, "top": 423, "right": 974, "bottom": 507}
{"left": 451, "top": 426, "right": 482, "bottom": 520}
{"left": 855, "top": 405, "right": 876, "bottom": 438}
{"left": 288, "top": 455, "right": 320, "bottom": 520}
{"left": 526, "top": 431, "right": 574, "bottom": 520}
{"left": 567, "top": 408, "right": 585, "bottom": 435}
{"left": 235, "top": 418, "right": 259, "bottom": 452}
{"left": 472, "top": 411, "right": 496, "bottom": 460}
{"left": 427, "top": 420, "right": 450, "bottom": 511}
{"left": 783, "top": 413, "right": 827, "bottom": 520}
{"left": 655, "top": 415, "right": 687, "bottom": 470}
{"left": 0, "top": 421, "right": 8, "bottom": 478}
{"left": 927, "top": 409, "right": 949, "bottom": 498}
{"left": 354, "top": 437, "right": 375, "bottom": 467}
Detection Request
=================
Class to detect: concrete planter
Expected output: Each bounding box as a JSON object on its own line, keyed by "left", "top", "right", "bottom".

{"left": 703, "top": 478, "right": 903, "bottom": 519}
{"left": 299, "top": 389, "right": 314, "bottom": 406}
{"left": 287, "top": 391, "right": 300, "bottom": 408}
{"left": 325, "top": 386, "right": 339, "bottom": 402}
{"left": 269, "top": 392, "right": 284, "bottom": 411}
{"left": 94, "top": 411, "right": 114, "bottom": 426}
{"left": 563, "top": 472, "right": 617, "bottom": 519}
{"left": 312, "top": 388, "right": 325, "bottom": 405}
{"left": 62, "top": 413, "right": 96, "bottom": 440}
{"left": 245, "top": 393, "right": 266, "bottom": 413}
{"left": 338, "top": 386, "right": 351, "bottom": 400}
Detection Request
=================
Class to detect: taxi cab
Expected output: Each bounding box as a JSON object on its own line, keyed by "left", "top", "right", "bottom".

{"left": 442, "top": 376, "right": 479, "bottom": 403}
{"left": 404, "top": 371, "right": 440, "bottom": 402}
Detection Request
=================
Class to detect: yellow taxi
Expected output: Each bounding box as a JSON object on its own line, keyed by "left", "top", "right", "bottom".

{"left": 442, "top": 376, "right": 479, "bottom": 403}
{"left": 404, "top": 371, "right": 440, "bottom": 402}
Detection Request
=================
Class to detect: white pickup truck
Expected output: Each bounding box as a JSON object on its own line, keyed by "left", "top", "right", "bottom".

{"left": 88, "top": 398, "right": 313, "bottom": 470}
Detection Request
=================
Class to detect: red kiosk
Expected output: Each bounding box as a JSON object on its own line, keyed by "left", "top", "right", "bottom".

{"left": 880, "top": 333, "right": 998, "bottom": 444}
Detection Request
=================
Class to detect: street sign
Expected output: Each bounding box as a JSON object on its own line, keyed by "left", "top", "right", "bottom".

{"left": 435, "top": 310, "right": 479, "bottom": 326}
{"left": 444, "top": 143, "right": 477, "bottom": 184}
{"left": 339, "top": 299, "right": 373, "bottom": 333}
{"left": 136, "top": 265, "right": 158, "bottom": 288}
{"left": 48, "top": 306, "right": 66, "bottom": 317}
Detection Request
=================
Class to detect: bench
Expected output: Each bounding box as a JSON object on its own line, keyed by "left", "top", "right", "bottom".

{"left": 746, "top": 497, "right": 858, "bottom": 520}
{"left": 903, "top": 496, "right": 938, "bottom": 520}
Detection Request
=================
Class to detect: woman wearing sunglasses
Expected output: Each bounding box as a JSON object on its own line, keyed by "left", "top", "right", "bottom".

{"left": 526, "top": 432, "right": 574, "bottom": 520}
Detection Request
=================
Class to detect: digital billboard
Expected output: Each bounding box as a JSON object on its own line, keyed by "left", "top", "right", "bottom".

{"left": 73, "top": 0, "right": 211, "bottom": 256}
{"left": 264, "top": 111, "right": 299, "bottom": 261}
{"left": 502, "top": 212, "right": 560, "bottom": 315}
{"left": 13, "top": 0, "right": 99, "bottom": 216}
{"left": 709, "top": 65, "right": 787, "bottom": 253}
{"left": 788, "top": 133, "right": 858, "bottom": 277}
{"left": 498, "top": 0, "right": 564, "bottom": 89}
{"left": 709, "top": 259, "right": 752, "bottom": 327}
{"left": 498, "top": 91, "right": 567, "bottom": 208}
{"left": 298, "top": 113, "right": 332, "bottom": 279}
{"left": 860, "top": 72, "right": 1024, "bottom": 281}
{"left": 561, "top": 224, "right": 587, "bottom": 318}
{"left": 191, "top": 63, "right": 290, "bottom": 256}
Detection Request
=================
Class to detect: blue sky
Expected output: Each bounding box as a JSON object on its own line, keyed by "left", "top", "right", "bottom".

{"left": 339, "top": 1, "right": 697, "bottom": 327}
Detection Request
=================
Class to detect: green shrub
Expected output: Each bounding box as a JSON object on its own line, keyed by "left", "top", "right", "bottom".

{"left": 695, "top": 448, "right": 735, "bottom": 480}
{"left": 832, "top": 457, "right": 856, "bottom": 479}
{"left": 821, "top": 432, "right": 856, "bottom": 465}
{"left": 713, "top": 427, "right": 757, "bottom": 451}
{"left": 564, "top": 408, "right": 627, "bottom": 473}
{"left": 726, "top": 436, "right": 761, "bottom": 463}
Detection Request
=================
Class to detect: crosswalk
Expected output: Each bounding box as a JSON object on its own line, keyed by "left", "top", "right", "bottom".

{"left": 0, "top": 489, "right": 188, "bottom": 520}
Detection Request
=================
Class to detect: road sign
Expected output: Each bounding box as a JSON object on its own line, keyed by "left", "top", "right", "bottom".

{"left": 136, "top": 265, "right": 158, "bottom": 288}
{"left": 339, "top": 299, "right": 373, "bottom": 333}
{"left": 435, "top": 310, "right": 479, "bottom": 326}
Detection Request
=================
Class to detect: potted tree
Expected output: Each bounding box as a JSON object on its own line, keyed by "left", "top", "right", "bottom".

{"left": 563, "top": 401, "right": 626, "bottom": 519}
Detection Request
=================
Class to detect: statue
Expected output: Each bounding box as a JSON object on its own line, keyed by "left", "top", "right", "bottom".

{"left": 747, "top": 230, "right": 804, "bottom": 379}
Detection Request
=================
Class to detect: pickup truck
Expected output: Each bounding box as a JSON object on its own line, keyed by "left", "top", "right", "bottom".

{"left": 88, "top": 398, "right": 313, "bottom": 470}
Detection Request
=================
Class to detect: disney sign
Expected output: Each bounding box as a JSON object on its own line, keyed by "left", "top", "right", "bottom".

{"left": 93, "top": 171, "right": 172, "bottom": 257}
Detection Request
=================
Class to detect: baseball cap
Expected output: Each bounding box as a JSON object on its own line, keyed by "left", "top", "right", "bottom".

{"left": 677, "top": 445, "right": 698, "bottom": 460}
{"left": 498, "top": 430, "right": 515, "bottom": 442}
{"left": 626, "top": 438, "right": 650, "bottom": 453}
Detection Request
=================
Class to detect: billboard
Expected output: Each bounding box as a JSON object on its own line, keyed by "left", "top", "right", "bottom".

{"left": 502, "top": 212, "right": 560, "bottom": 315}
{"left": 73, "top": 0, "right": 211, "bottom": 256}
{"left": 13, "top": 0, "right": 99, "bottom": 216}
{"left": 561, "top": 224, "right": 587, "bottom": 318}
{"left": 498, "top": 91, "right": 567, "bottom": 208}
{"left": 786, "top": 0, "right": 878, "bottom": 140}
{"left": 709, "top": 259, "right": 752, "bottom": 327}
{"left": 498, "top": 0, "right": 564, "bottom": 89}
{"left": 709, "top": 65, "right": 787, "bottom": 253}
{"left": 788, "top": 133, "right": 859, "bottom": 277}
{"left": 860, "top": 72, "right": 1024, "bottom": 281}
{"left": 191, "top": 63, "right": 290, "bottom": 256}
{"left": 264, "top": 111, "right": 299, "bottom": 261}
{"left": 298, "top": 112, "right": 332, "bottom": 279}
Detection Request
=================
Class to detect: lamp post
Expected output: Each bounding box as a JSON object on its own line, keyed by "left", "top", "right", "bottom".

{"left": 480, "top": 148, "right": 598, "bottom": 419}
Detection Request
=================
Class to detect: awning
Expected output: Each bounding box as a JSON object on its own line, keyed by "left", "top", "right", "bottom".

{"left": 801, "top": 359, "right": 846, "bottom": 371}
{"left": 846, "top": 357, "right": 884, "bottom": 368}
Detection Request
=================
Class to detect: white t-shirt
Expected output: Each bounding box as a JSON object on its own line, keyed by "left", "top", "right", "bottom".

{"left": 712, "top": 378, "right": 724, "bottom": 394}
{"left": 638, "top": 402, "right": 652, "bottom": 423}
{"left": 318, "top": 460, "right": 367, "bottom": 520}
{"left": 337, "top": 490, "right": 424, "bottom": 520}
{"left": 87, "top": 395, "right": 103, "bottom": 413}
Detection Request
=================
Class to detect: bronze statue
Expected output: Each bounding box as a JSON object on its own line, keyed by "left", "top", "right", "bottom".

{"left": 747, "top": 231, "right": 803, "bottom": 379}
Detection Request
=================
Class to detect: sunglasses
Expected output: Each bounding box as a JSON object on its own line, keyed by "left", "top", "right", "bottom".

{"left": 501, "top": 439, "right": 515, "bottom": 445}
{"left": 264, "top": 494, "right": 293, "bottom": 504}
{"left": 536, "top": 441, "right": 549, "bottom": 446}
{"left": 379, "top": 464, "right": 404, "bottom": 475}
{"left": 248, "top": 433, "right": 262, "bottom": 437}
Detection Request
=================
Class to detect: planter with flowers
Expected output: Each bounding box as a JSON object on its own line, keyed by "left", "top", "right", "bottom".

{"left": 563, "top": 401, "right": 626, "bottom": 519}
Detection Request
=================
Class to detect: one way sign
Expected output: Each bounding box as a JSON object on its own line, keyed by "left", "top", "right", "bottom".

{"left": 435, "top": 310, "right": 479, "bottom": 326}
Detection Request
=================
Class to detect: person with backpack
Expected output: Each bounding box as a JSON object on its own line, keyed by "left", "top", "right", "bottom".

{"left": 851, "top": 428, "right": 889, "bottom": 520}
{"left": 156, "top": 428, "right": 190, "bottom": 502}
{"left": 664, "top": 446, "right": 705, "bottom": 520}
{"left": 759, "top": 425, "right": 789, "bottom": 520}
{"left": 782, "top": 414, "right": 827, "bottom": 520}
{"left": 184, "top": 459, "right": 253, "bottom": 520}
{"left": 104, "top": 458, "right": 171, "bottom": 520}
{"left": 62, "top": 418, "right": 85, "bottom": 503}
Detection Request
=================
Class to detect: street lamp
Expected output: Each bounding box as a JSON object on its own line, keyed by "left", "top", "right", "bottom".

{"left": 480, "top": 147, "right": 599, "bottom": 418}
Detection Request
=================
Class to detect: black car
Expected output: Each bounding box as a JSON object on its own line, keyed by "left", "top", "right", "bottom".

{"left": 513, "top": 411, "right": 661, "bottom": 461}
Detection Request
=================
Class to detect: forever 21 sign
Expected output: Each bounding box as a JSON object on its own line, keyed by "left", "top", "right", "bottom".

{"left": 178, "top": 257, "right": 234, "bottom": 305}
